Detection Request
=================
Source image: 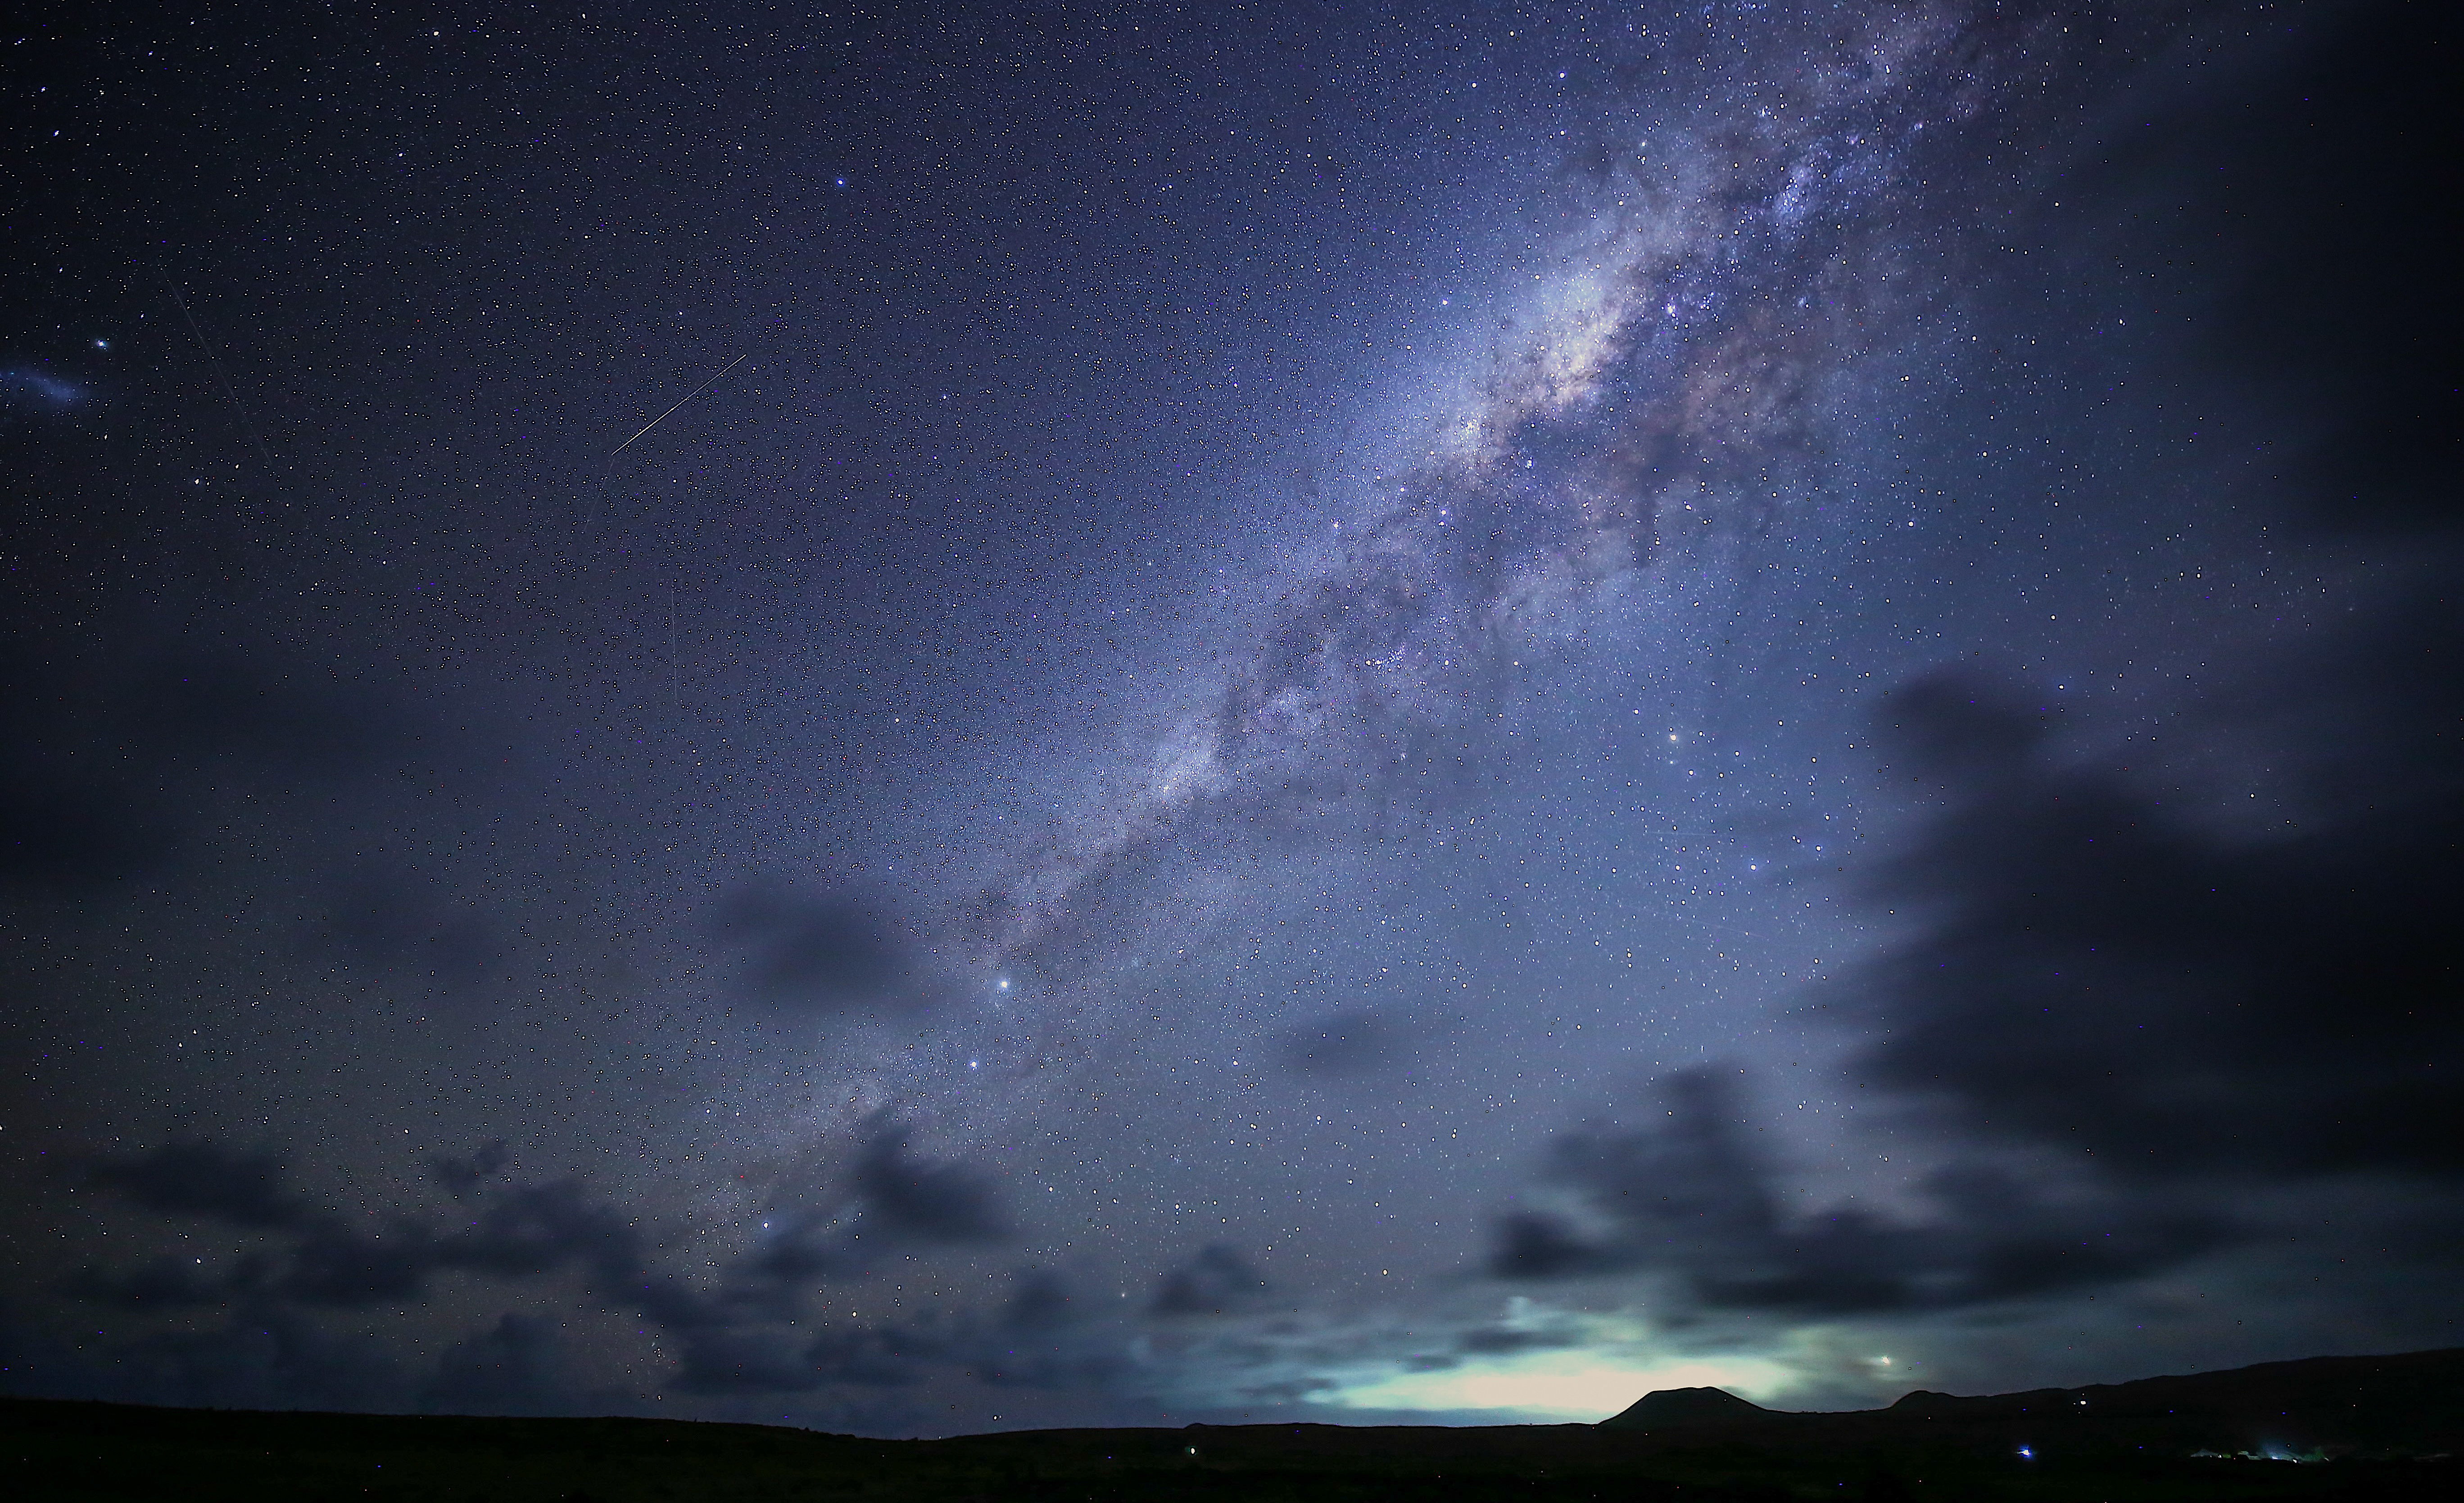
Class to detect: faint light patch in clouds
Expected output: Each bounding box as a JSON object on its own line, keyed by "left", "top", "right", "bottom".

{"left": 1314, "top": 1349, "right": 1792, "bottom": 1422}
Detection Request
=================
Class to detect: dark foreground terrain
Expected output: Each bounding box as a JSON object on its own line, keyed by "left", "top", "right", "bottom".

{"left": 7, "top": 1349, "right": 2460, "bottom": 1501}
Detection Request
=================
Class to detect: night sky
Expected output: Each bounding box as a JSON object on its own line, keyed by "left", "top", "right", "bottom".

{"left": 5, "top": 0, "right": 2458, "bottom": 1436}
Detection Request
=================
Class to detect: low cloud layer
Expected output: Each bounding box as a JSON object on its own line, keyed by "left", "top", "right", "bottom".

{"left": 1490, "top": 1066, "right": 2233, "bottom": 1311}
{"left": 50, "top": 1118, "right": 1037, "bottom": 1410}
{"left": 76, "top": 1139, "right": 643, "bottom": 1310}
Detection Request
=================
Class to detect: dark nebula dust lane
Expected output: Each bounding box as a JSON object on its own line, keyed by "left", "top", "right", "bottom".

{"left": 3, "top": 0, "right": 2458, "bottom": 1434}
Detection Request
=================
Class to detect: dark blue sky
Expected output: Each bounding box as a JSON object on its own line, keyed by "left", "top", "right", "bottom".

{"left": 5, "top": 0, "right": 2457, "bottom": 1434}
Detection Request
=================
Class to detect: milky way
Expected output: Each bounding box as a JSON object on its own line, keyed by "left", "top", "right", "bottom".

{"left": 974, "top": 5, "right": 2039, "bottom": 976}
{"left": 5, "top": 0, "right": 2457, "bottom": 1436}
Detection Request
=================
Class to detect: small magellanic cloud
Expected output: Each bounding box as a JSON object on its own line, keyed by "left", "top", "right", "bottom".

{"left": 1, "top": 368, "right": 84, "bottom": 408}
{"left": 1312, "top": 1350, "right": 1793, "bottom": 1422}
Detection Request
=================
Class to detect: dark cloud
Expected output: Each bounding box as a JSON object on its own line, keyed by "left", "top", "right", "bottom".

{"left": 2156, "top": 3, "right": 2462, "bottom": 531}
{"left": 316, "top": 870, "right": 507, "bottom": 986}
{"left": 0, "top": 655, "right": 416, "bottom": 896}
{"left": 130, "top": 656, "right": 404, "bottom": 779}
{"left": 1806, "top": 1, "right": 2458, "bottom": 1199}
{"left": 1151, "top": 1244, "right": 1268, "bottom": 1317}
{"left": 1496, "top": 620, "right": 2448, "bottom": 1318}
{"left": 76, "top": 1141, "right": 649, "bottom": 1312}
{"left": 429, "top": 1139, "right": 511, "bottom": 1199}
{"left": 74, "top": 1303, "right": 409, "bottom": 1413}
{"left": 69, "top": 1130, "right": 1038, "bottom": 1408}
{"left": 66, "top": 1126, "right": 1018, "bottom": 1409}
{"left": 671, "top": 1328, "right": 829, "bottom": 1395}
{"left": 1001, "top": 1268, "right": 1076, "bottom": 1332}
{"left": 625, "top": 1220, "right": 1128, "bottom": 1400}
{"left": 648, "top": 1270, "right": 1099, "bottom": 1398}
{"left": 981, "top": 1271, "right": 1124, "bottom": 1392}
{"left": 1455, "top": 1323, "right": 1582, "bottom": 1355}
{"left": 742, "top": 1217, "right": 874, "bottom": 1286}
{"left": 267, "top": 1179, "right": 648, "bottom": 1309}
{"left": 712, "top": 884, "right": 915, "bottom": 1009}
{"left": 851, "top": 1119, "right": 1007, "bottom": 1244}
{"left": 278, "top": 1223, "right": 441, "bottom": 1306}
{"left": 61, "top": 1254, "right": 261, "bottom": 1311}
{"left": 669, "top": 1299, "right": 1086, "bottom": 1398}
{"left": 1844, "top": 665, "right": 2464, "bottom": 1188}
{"left": 82, "top": 1141, "right": 312, "bottom": 1230}
{"left": 417, "top": 1313, "right": 588, "bottom": 1417}
{"left": 0, "top": 667, "right": 120, "bottom": 886}
{"left": 1489, "top": 1067, "right": 2231, "bottom": 1313}
{"left": 0, "top": 747, "right": 175, "bottom": 892}
{"left": 1277, "top": 1008, "right": 1410, "bottom": 1077}
{"left": 801, "top": 1311, "right": 961, "bottom": 1390}
{"left": 434, "top": 1179, "right": 647, "bottom": 1291}
{"left": 632, "top": 1276, "right": 733, "bottom": 1335}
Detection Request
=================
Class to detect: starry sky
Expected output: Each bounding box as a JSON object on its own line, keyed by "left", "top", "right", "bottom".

{"left": 5, "top": 0, "right": 2458, "bottom": 1437}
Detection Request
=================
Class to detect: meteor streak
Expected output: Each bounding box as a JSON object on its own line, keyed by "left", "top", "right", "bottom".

{"left": 607, "top": 351, "right": 749, "bottom": 471}
{"left": 156, "top": 261, "right": 275, "bottom": 468}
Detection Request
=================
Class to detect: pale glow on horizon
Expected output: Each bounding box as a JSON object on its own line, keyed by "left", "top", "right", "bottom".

{"left": 1312, "top": 1349, "right": 1794, "bottom": 1422}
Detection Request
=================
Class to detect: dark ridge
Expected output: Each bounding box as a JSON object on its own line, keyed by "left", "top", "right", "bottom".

{"left": 3, "top": 1349, "right": 2461, "bottom": 1501}
{"left": 1599, "top": 1347, "right": 2464, "bottom": 1453}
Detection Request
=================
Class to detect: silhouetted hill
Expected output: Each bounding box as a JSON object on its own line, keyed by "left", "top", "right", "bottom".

{"left": 1602, "top": 1385, "right": 1773, "bottom": 1428}
{"left": 1599, "top": 1347, "right": 2464, "bottom": 1456}
{"left": 6, "top": 1348, "right": 2461, "bottom": 1500}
